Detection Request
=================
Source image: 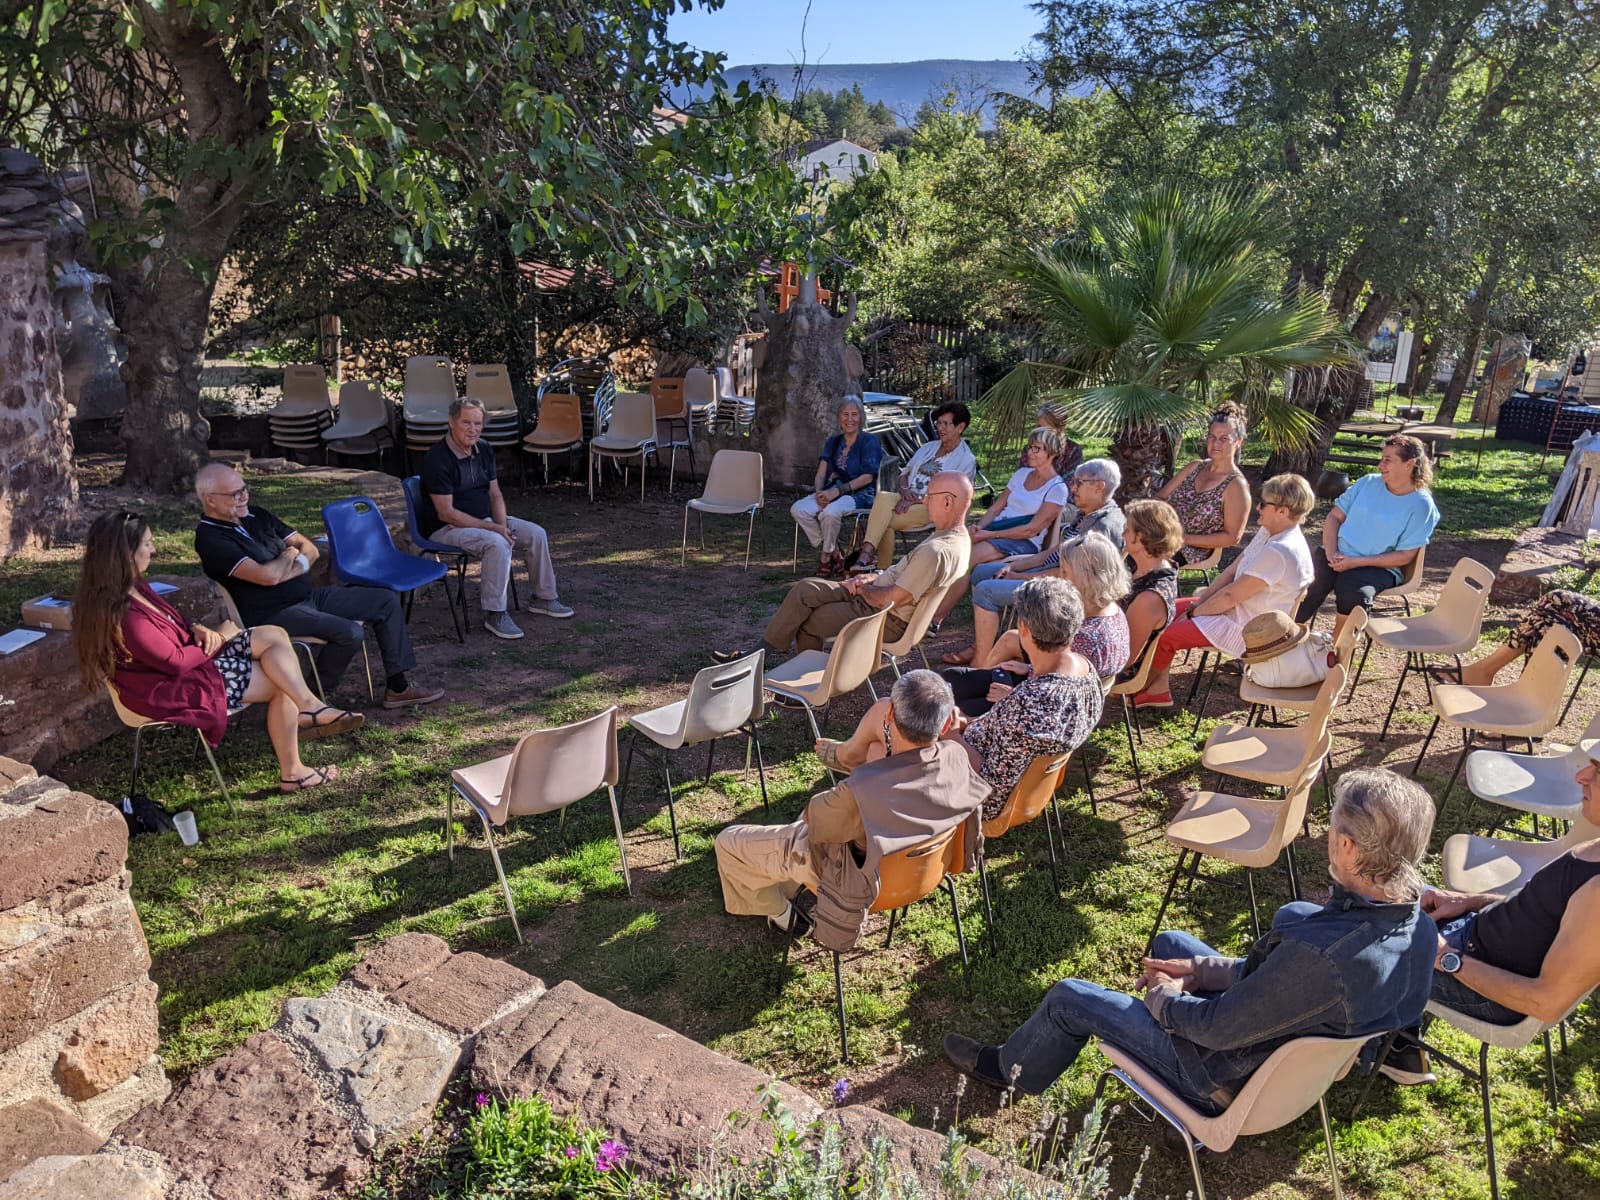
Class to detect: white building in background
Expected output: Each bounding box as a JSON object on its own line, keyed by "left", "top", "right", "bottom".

{"left": 788, "top": 138, "right": 877, "bottom": 186}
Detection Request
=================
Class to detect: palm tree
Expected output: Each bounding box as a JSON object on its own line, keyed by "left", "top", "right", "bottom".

{"left": 981, "top": 184, "right": 1357, "bottom": 496}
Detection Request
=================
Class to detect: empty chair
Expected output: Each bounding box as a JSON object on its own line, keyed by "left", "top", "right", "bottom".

{"left": 589, "top": 392, "right": 660, "bottom": 502}
{"left": 1202, "top": 664, "right": 1346, "bottom": 794}
{"left": 1240, "top": 608, "right": 1367, "bottom": 726}
{"left": 322, "top": 381, "right": 395, "bottom": 472}
{"left": 107, "top": 682, "right": 239, "bottom": 813}
{"left": 1414, "top": 625, "right": 1582, "bottom": 798}
{"left": 680, "top": 449, "right": 764, "bottom": 569}
{"left": 522, "top": 393, "right": 585, "bottom": 483}
{"left": 445, "top": 707, "right": 632, "bottom": 944}
{"left": 321, "top": 496, "right": 462, "bottom": 642}
{"left": 712, "top": 365, "right": 754, "bottom": 433}
{"left": 1466, "top": 716, "right": 1599, "bottom": 830}
{"left": 652, "top": 375, "right": 696, "bottom": 491}
{"left": 269, "top": 365, "right": 333, "bottom": 458}
{"left": 1355, "top": 557, "right": 1494, "bottom": 738}
{"left": 682, "top": 367, "right": 719, "bottom": 434}
{"left": 623, "top": 651, "right": 769, "bottom": 859}
{"left": 762, "top": 607, "right": 891, "bottom": 776}
{"left": 1093, "top": 1034, "right": 1366, "bottom": 1200}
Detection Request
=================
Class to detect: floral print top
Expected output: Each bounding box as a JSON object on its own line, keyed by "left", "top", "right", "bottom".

{"left": 1073, "top": 611, "right": 1131, "bottom": 679}
{"left": 964, "top": 671, "right": 1104, "bottom": 818}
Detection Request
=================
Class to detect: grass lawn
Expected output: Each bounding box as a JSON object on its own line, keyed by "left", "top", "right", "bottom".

{"left": 41, "top": 425, "right": 1600, "bottom": 1199}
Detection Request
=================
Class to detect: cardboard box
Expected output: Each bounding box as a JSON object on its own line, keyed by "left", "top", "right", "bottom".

{"left": 21, "top": 595, "right": 73, "bottom": 631}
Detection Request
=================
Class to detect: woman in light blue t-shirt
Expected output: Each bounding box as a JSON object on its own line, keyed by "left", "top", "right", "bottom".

{"left": 1295, "top": 434, "right": 1439, "bottom": 640}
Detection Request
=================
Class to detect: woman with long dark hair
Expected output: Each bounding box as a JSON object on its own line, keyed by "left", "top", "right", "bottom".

{"left": 75, "top": 511, "right": 360, "bottom": 792}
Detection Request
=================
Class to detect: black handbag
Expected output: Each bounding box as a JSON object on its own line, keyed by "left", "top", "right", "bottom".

{"left": 117, "top": 793, "right": 178, "bottom": 837}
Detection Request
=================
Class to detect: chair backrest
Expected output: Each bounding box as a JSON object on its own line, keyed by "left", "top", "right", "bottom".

{"left": 714, "top": 366, "right": 737, "bottom": 398}
{"left": 465, "top": 364, "right": 516, "bottom": 415}
{"left": 322, "top": 496, "right": 403, "bottom": 580}
{"left": 983, "top": 751, "right": 1073, "bottom": 838}
{"left": 215, "top": 584, "right": 245, "bottom": 630}
{"left": 1385, "top": 543, "right": 1427, "bottom": 596}
{"left": 1425, "top": 557, "right": 1496, "bottom": 639}
{"left": 1226, "top": 1035, "right": 1371, "bottom": 1140}
{"left": 871, "top": 824, "right": 960, "bottom": 913}
{"left": 700, "top": 450, "right": 764, "bottom": 509}
{"left": 1112, "top": 628, "right": 1164, "bottom": 697}
{"left": 1332, "top": 606, "right": 1369, "bottom": 666}
{"left": 532, "top": 394, "right": 583, "bottom": 442}
{"left": 1517, "top": 624, "right": 1583, "bottom": 704}
{"left": 680, "top": 651, "right": 766, "bottom": 743}
{"left": 650, "top": 377, "right": 687, "bottom": 420}
{"left": 405, "top": 355, "right": 456, "bottom": 417}
{"left": 683, "top": 368, "right": 716, "bottom": 408}
{"left": 399, "top": 475, "right": 446, "bottom": 551}
{"left": 609, "top": 392, "right": 659, "bottom": 441}
{"left": 333, "top": 380, "right": 391, "bottom": 434}
{"left": 280, "top": 364, "right": 330, "bottom": 413}
{"left": 494, "top": 707, "right": 620, "bottom": 825}
{"left": 1267, "top": 731, "right": 1333, "bottom": 850}
{"left": 882, "top": 581, "right": 954, "bottom": 658}
{"left": 106, "top": 681, "right": 156, "bottom": 730}
{"left": 1299, "top": 662, "right": 1349, "bottom": 750}
{"left": 815, "top": 607, "right": 892, "bottom": 701}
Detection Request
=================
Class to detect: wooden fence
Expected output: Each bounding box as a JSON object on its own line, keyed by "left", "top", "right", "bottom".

{"left": 860, "top": 318, "right": 1049, "bottom": 404}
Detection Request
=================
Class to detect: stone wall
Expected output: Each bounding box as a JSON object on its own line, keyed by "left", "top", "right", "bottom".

{"left": 0, "top": 757, "right": 170, "bottom": 1188}
{"left": 0, "top": 931, "right": 1046, "bottom": 1198}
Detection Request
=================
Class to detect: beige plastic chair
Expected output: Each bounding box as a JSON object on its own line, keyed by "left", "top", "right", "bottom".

{"left": 1440, "top": 811, "right": 1600, "bottom": 896}
{"left": 322, "top": 381, "right": 395, "bottom": 470}
{"left": 1465, "top": 712, "right": 1600, "bottom": 828}
{"left": 589, "top": 392, "right": 659, "bottom": 502}
{"left": 107, "top": 682, "right": 240, "bottom": 813}
{"left": 1148, "top": 731, "right": 1331, "bottom": 945}
{"left": 712, "top": 365, "right": 754, "bottom": 433}
{"left": 1357, "top": 557, "right": 1495, "bottom": 739}
{"left": 1240, "top": 609, "right": 1367, "bottom": 723}
{"left": 876, "top": 580, "right": 954, "bottom": 676}
{"left": 1180, "top": 543, "right": 1226, "bottom": 583}
{"left": 1372, "top": 542, "right": 1427, "bottom": 616}
{"left": 1202, "top": 663, "right": 1346, "bottom": 791}
{"left": 1108, "top": 631, "right": 1165, "bottom": 792}
{"left": 403, "top": 355, "right": 456, "bottom": 419}
{"left": 522, "top": 393, "right": 585, "bottom": 483}
{"left": 464, "top": 363, "right": 518, "bottom": 415}
{"left": 1093, "top": 1033, "right": 1366, "bottom": 1200}
{"left": 682, "top": 367, "right": 718, "bottom": 433}
{"left": 763, "top": 607, "right": 891, "bottom": 779}
{"left": 1186, "top": 585, "right": 1310, "bottom": 736}
{"left": 275, "top": 364, "right": 332, "bottom": 415}
{"left": 681, "top": 449, "right": 764, "bottom": 569}
{"left": 1415, "top": 624, "right": 1583, "bottom": 797}
{"left": 445, "top": 706, "right": 631, "bottom": 943}
{"left": 623, "top": 651, "right": 769, "bottom": 858}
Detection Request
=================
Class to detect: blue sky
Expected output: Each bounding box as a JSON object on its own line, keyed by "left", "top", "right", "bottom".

{"left": 669, "top": 0, "right": 1042, "bottom": 66}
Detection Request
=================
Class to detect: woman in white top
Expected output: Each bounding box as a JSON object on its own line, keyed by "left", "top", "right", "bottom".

{"left": 932, "top": 426, "right": 1069, "bottom": 627}
{"left": 1132, "top": 473, "right": 1316, "bottom": 708}
{"left": 850, "top": 401, "right": 980, "bottom": 573}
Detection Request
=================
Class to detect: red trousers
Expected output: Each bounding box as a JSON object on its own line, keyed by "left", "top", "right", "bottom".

{"left": 1150, "top": 596, "right": 1218, "bottom": 675}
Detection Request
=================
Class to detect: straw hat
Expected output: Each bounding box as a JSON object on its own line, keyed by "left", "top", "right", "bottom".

{"left": 1240, "top": 611, "right": 1311, "bottom": 664}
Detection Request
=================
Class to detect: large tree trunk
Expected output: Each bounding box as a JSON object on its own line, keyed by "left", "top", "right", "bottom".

{"left": 1111, "top": 422, "right": 1170, "bottom": 500}
{"left": 751, "top": 279, "right": 858, "bottom": 488}
{"left": 1436, "top": 253, "right": 1504, "bottom": 426}
{"left": 0, "top": 151, "right": 78, "bottom": 556}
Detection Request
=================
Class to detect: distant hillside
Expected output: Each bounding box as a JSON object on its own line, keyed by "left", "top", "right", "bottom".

{"left": 693, "top": 59, "right": 1046, "bottom": 126}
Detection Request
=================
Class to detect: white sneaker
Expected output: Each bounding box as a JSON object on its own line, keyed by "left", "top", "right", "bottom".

{"left": 484, "top": 612, "right": 525, "bottom": 640}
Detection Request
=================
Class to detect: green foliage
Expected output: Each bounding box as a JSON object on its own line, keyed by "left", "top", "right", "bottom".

{"left": 770, "top": 82, "right": 898, "bottom": 149}
{"left": 463, "top": 1094, "right": 639, "bottom": 1198}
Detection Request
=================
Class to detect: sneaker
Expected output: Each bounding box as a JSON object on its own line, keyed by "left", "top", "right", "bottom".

{"left": 768, "top": 898, "right": 814, "bottom": 938}
{"left": 529, "top": 597, "right": 574, "bottom": 619}
{"left": 383, "top": 683, "right": 446, "bottom": 710}
{"left": 941, "top": 1033, "right": 1010, "bottom": 1089}
{"left": 484, "top": 611, "right": 525, "bottom": 640}
{"left": 712, "top": 647, "right": 752, "bottom": 664}
{"left": 1131, "top": 691, "right": 1174, "bottom": 709}
{"left": 1378, "top": 1041, "right": 1437, "bottom": 1086}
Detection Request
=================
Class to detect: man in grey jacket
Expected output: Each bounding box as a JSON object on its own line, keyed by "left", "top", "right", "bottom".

{"left": 943, "top": 768, "right": 1438, "bottom": 1113}
{"left": 714, "top": 670, "right": 990, "bottom": 945}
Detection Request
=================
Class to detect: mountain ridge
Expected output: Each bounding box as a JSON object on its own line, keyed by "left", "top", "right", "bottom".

{"left": 700, "top": 59, "right": 1042, "bottom": 125}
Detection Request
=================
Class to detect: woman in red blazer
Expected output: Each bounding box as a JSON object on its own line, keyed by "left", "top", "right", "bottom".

{"left": 75, "top": 511, "right": 362, "bottom": 792}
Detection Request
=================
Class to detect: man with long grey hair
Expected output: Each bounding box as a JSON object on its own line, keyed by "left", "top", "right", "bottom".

{"left": 714, "top": 669, "right": 989, "bottom": 946}
{"left": 944, "top": 767, "right": 1437, "bottom": 1111}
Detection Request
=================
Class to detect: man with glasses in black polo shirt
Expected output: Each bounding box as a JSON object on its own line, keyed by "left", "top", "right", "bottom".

{"left": 193, "top": 463, "right": 444, "bottom": 709}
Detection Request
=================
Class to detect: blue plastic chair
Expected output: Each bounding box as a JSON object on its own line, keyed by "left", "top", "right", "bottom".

{"left": 401, "top": 475, "right": 517, "bottom": 621}
{"left": 322, "top": 496, "right": 463, "bottom": 643}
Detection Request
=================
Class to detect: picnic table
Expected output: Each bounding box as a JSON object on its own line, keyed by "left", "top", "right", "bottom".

{"left": 1335, "top": 419, "right": 1457, "bottom": 460}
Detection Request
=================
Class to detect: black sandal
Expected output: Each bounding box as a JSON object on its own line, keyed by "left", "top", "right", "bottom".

{"left": 1427, "top": 666, "right": 1463, "bottom": 685}
{"left": 297, "top": 706, "right": 365, "bottom": 740}
{"left": 281, "top": 765, "right": 339, "bottom": 793}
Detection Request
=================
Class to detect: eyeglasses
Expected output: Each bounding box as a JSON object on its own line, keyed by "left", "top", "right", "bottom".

{"left": 206, "top": 486, "right": 250, "bottom": 501}
{"left": 925, "top": 490, "right": 960, "bottom": 502}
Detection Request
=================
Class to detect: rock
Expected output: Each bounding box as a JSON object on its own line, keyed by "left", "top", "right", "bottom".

{"left": 117, "top": 1032, "right": 364, "bottom": 1200}
{"left": 345, "top": 933, "right": 452, "bottom": 995}
{"left": 0, "top": 758, "right": 35, "bottom": 793}
{"left": 1493, "top": 526, "right": 1587, "bottom": 604}
{"left": 0, "top": 1100, "right": 105, "bottom": 1182}
{"left": 53, "top": 979, "right": 161, "bottom": 1100}
{"left": 389, "top": 952, "right": 541, "bottom": 1035}
{"left": 0, "top": 898, "right": 151, "bottom": 1055}
{"left": 278, "top": 997, "right": 458, "bottom": 1148}
{"left": 471, "top": 980, "right": 820, "bottom": 1178}
{"left": 0, "top": 790, "right": 127, "bottom": 910}
{"left": 0, "top": 1153, "right": 164, "bottom": 1199}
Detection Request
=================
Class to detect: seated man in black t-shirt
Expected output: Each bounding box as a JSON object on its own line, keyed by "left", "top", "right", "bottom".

{"left": 193, "top": 463, "right": 444, "bottom": 710}
{"left": 420, "top": 397, "right": 572, "bottom": 640}
{"left": 1378, "top": 737, "right": 1600, "bottom": 1085}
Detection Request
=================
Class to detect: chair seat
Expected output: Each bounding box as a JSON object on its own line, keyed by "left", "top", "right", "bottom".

{"left": 1465, "top": 745, "right": 1585, "bottom": 818}
{"left": 523, "top": 431, "right": 583, "bottom": 450}
{"left": 1425, "top": 999, "right": 1549, "bottom": 1049}
{"left": 1237, "top": 678, "right": 1321, "bottom": 710}
{"left": 339, "top": 556, "right": 447, "bottom": 592}
{"left": 1440, "top": 830, "right": 1566, "bottom": 895}
{"left": 629, "top": 699, "right": 688, "bottom": 749}
{"left": 1166, "top": 790, "right": 1287, "bottom": 867}
{"left": 450, "top": 753, "right": 512, "bottom": 819}
{"left": 1433, "top": 683, "right": 1554, "bottom": 736}
{"left": 763, "top": 651, "right": 832, "bottom": 706}
{"left": 592, "top": 435, "right": 656, "bottom": 453}
{"left": 1366, "top": 615, "right": 1478, "bottom": 655}
{"left": 688, "top": 497, "right": 760, "bottom": 516}
{"left": 1202, "top": 724, "right": 1313, "bottom": 785}
{"left": 325, "top": 434, "right": 388, "bottom": 454}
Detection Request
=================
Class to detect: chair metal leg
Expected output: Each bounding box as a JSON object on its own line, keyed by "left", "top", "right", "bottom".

{"left": 445, "top": 783, "right": 456, "bottom": 862}
{"left": 1191, "top": 660, "right": 1220, "bottom": 738}
{"left": 1480, "top": 1040, "right": 1500, "bottom": 1200}
{"left": 295, "top": 644, "right": 326, "bottom": 701}
{"left": 1442, "top": 732, "right": 1473, "bottom": 802}
{"left": 1412, "top": 715, "right": 1442, "bottom": 775}
{"left": 130, "top": 725, "right": 148, "bottom": 798}
{"left": 195, "top": 731, "right": 236, "bottom": 814}
{"left": 1121, "top": 696, "right": 1144, "bottom": 792}
{"left": 834, "top": 951, "right": 850, "bottom": 1064}
{"left": 978, "top": 846, "right": 998, "bottom": 944}
{"left": 1245, "top": 868, "right": 1261, "bottom": 940}
{"left": 621, "top": 729, "right": 638, "bottom": 799}
{"left": 680, "top": 504, "right": 690, "bottom": 566}
{"left": 1080, "top": 751, "right": 1098, "bottom": 815}
{"left": 480, "top": 812, "right": 524, "bottom": 944}
{"left": 744, "top": 511, "right": 755, "bottom": 571}
{"left": 1542, "top": 1028, "right": 1558, "bottom": 1111}
{"left": 1378, "top": 652, "right": 1412, "bottom": 741}
{"left": 746, "top": 723, "right": 770, "bottom": 811}
{"left": 1284, "top": 841, "right": 1301, "bottom": 901}
{"left": 662, "top": 759, "right": 681, "bottom": 861}
{"left": 1351, "top": 635, "right": 1373, "bottom": 692}
{"left": 606, "top": 784, "right": 633, "bottom": 896}
{"left": 1318, "top": 1096, "right": 1345, "bottom": 1200}
{"left": 1145, "top": 850, "right": 1188, "bottom": 953}
{"left": 1042, "top": 789, "right": 1062, "bottom": 893}
{"left": 1186, "top": 651, "right": 1212, "bottom": 703}
{"left": 705, "top": 737, "right": 717, "bottom": 783}
{"left": 944, "top": 875, "right": 971, "bottom": 986}
{"left": 1561, "top": 657, "right": 1592, "bottom": 724}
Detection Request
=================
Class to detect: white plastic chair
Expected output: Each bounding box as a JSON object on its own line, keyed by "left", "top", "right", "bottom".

{"left": 681, "top": 449, "right": 764, "bottom": 569}
{"left": 623, "top": 651, "right": 769, "bottom": 858}
{"left": 763, "top": 608, "right": 891, "bottom": 780}
{"left": 445, "top": 707, "right": 631, "bottom": 943}
{"left": 589, "top": 392, "right": 659, "bottom": 502}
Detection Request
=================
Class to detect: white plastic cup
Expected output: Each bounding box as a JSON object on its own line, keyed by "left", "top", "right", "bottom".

{"left": 173, "top": 810, "right": 200, "bottom": 847}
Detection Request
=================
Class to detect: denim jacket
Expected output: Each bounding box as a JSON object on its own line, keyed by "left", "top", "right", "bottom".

{"left": 819, "top": 431, "right": 884, "bottom": 510}
{"left": 1144, "top": 886, "right": 1437, "bottom": 1105}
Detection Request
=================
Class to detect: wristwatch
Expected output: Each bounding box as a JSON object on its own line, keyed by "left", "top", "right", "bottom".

{"left": 1438, "top": 950, "right": 1463, "bottom": 975}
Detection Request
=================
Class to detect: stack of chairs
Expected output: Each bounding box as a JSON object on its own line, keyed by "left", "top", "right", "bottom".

{"left": 712, "top": 365, "right": 754, "bottom": 433}
{"left": 465, "top": 364, "right": 525, "bottom": 481}
{"left": 322, "top": 380, "right": 395, "bottom": 472}
{"left": 403, "top": 355, "right": 455, "bottom": 471}
{"left": 538, "top": 356, "right": 617, "bottom": 442}
{"left": 268, "top": 365, "right": 334, "bottom": 459}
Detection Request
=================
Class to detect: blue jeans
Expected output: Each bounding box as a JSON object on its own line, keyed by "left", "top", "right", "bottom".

{"left": 996, "top": 929, "right": 1225, "bottom": 1111}
{"left": 972, "top": 562, "right": 1048, "bottom": 613}
{"left": 986, "top": 536, "right": 1039, "bottom": 558}
{"left": 1428, "top": 917, "right": 1525, "bottom": 1026}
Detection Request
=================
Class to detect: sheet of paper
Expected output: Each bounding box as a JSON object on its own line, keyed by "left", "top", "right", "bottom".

{"left": 0, "top": 629, "right": 47, "bottom": 655}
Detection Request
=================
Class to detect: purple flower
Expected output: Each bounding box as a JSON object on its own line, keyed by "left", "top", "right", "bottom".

{"left": 564, "top": 1146, "right": 580, "bottom": 1159}
{"left": 832, "top": 1078, "right": 850, "bottom": 1105}
{"left": 474, "top": 1092, "right": 489, "bottom": 1109}
{"left": 595, "top": 1139, "right": 628, "bottom": 1172}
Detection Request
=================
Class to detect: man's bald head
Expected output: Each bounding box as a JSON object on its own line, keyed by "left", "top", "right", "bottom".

{"left": 926, "top": 471, "right": 974, "bottom": 531}
{"left": 195, "top": 462, "right": 249, "bottom": 520}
